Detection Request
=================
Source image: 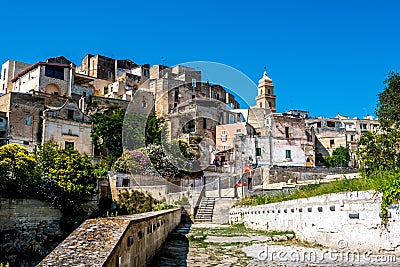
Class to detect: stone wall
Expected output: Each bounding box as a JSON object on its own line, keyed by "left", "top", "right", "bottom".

{"left": 38, "top": 208, "right": 182, "bottom": 266}
{"left": 0, "top": 198, "right": 63, "bottom": 266}
{"left": 267, "top": 166, "right": 357, "bottom": 184}
{"left": 229, "top": 191, "right": 400, "bottom": 256}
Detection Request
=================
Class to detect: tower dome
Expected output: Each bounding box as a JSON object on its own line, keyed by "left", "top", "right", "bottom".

{"left": 258, "top": 70, "right": 272, "bottom": 84}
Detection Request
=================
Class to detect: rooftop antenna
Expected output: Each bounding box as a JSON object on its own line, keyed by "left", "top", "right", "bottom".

{"left": 161, "top": 56, "right": 166, "bottom": 66}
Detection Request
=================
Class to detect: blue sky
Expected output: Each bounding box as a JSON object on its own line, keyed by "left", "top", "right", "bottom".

{"left": 1, "top": 0, "right": 400, "bottom": 118}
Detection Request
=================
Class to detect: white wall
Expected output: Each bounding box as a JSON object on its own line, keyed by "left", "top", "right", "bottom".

{"left": 230, "top": 191, "right": 400, "bottom": 256}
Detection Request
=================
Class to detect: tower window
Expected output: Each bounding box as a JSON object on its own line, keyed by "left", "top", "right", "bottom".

{"left": 260, "top": 102, "right": 262, "bottom": 108}
{"left": 268, "top": 89, "right": 271, "bottom": 94}
{"left": 268, "top": 102, "right": 272, "bottom": 108}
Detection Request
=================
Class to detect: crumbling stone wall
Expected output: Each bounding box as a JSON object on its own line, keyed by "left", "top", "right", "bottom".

{"left": 0, "top": 199, "right": 63, "bottom": 266}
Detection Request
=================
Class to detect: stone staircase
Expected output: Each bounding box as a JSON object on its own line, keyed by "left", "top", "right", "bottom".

{"left": 194, "top": 197, "right": 216, "bottom": 223}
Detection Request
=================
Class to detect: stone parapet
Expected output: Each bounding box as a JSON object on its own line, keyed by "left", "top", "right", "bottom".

{"left": 38, "top": 208, "right": 182, "bottom": 266}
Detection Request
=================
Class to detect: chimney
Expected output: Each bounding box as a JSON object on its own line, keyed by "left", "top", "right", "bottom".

{"left": 67, "top": 63, "right": 75, "bottom": 97}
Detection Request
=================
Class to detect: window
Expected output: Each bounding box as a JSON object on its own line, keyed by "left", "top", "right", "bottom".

{"left": 45, "top": 66, "right": 64, "bottom": 80}
{"left": 285, "top": 150, "right": 291, "bottom": 159}
{"left": 236, "top": 128, "right": 241, "bottom": 133}
{"left": 23, "top": 141, "right": 29, "bottom": 145}
{"left": 330, "top": 139, "right": 335, "bottom": 148}
{"left": 203, "top": 118, "right": 207, "bottom": 129}
{"left": 68, "top": 110, "right": 74, "bottom": 120}
{"left": 350, "top": 135, "right": 355, "bottom": 141}
{"left": 259, "top": 102, "right": 262, "bottom": 108}
{"left": 268, "top": 101, "right": 272, "bottom": 108}
{"left": 306, "top": 131, "right": 312, "bottom": 142}
{"left": 268, "top": 89, "right": 271, "bottom": 94}
{"left": 216, "top": 93, "right": 220, "bottom": 100}
{"left": 65, "top": 141, "right": 74, "bottom": 150}
{"left": 108, "top": 71, "right": 112, "bottom": 78}
{"left": 256, "top": 148, "right": 261, "bottom": 156}
{"left": 317, "top": 121, "right": 322, "bottom": 127}
{"left": 3, "top": 69, "right": 6, "bottom": 80}
{"left": 360, "top": 123, "right": 367, "bottom": 131}
{"left": 327, "top": 121, "right": 335, "bottom": 127}
{"left": 285, "top": 127, "right": 289, "bottom": 138}
{"left": 127, "top": 236, "right": 134, "bottom": 247}
{"left": 25, "top": 115, "right": 31, "bottom": 126}
{"left": 122, "top": 178, "right": 130, "bottom": 187}
{"left": 192, "top": 94, "right": 195, "bottom": 100}
{"left": 221, "top": 130, "right": 227, "bottom": 142}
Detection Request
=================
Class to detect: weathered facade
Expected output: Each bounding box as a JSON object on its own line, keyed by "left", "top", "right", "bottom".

{"left": 0, "top": 92, "right": 95, "bottom": 153}
{"left": 264, "top": 113, "right": 314, "bottom": 167}
{"left": 42, "top": 98, "right": 92, "bottom": 155}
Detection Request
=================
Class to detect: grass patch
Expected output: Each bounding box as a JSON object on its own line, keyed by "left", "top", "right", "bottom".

{"left": 237, "top": 171, "right": 397, "bottom": 207}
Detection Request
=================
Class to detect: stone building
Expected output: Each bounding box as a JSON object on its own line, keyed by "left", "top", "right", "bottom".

{"left": 306, "top": 114, "right": 379, "bottom": 166}
{"left": 8, "top": 60, "right": 94, "bottom": 98}
{"left": 0, "top": 60, "right": 31, "bottom": 95}
{"left": 146, "top": 64, "right": 239, "bottom": 118}
{"left": 264, "top": 113, "right": 314, "bottom": 167}
{"left": 0, "top": 92, "right": 68, "bottom": 149}
{"left": 75, "top": 54, "right": 150, "bottom": 99}
{"left": 76, "top": 54, "right": 116, "bottom": 81}
{"left": 42, "top": 98, "right": 92, "bottom": 155}
{"left": 218, "top": 70, "right": 314, "bottom": 168}
{"left": 11, "top": 62, "right": 74, "bottom": 96}
{"left": 215, "top": 122, "right": 256, "bottom": 169}
{"left": 0, "top": 91, "right": 95, "bottom": 155}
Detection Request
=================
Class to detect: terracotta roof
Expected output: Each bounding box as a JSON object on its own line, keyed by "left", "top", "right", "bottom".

{"left": 11, "top": 62, "right": 71, "bottom": 83}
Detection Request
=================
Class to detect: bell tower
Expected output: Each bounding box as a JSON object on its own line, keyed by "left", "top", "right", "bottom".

{"left": 256, "top": 69, "right": 276, "bottom": 112}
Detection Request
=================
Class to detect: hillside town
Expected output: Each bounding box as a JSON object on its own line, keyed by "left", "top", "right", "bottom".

{"left": 3, "top": 53, "right": 399, "bottom": 267}
{"left": 0, "top": 54, "right": 378, "bottom": 169}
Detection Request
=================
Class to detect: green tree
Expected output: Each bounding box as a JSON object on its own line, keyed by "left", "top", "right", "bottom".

{"left": 325, "top": 146, "right": 350, "bottom": 167}
{"left": 92, "top": 108, "right": 125, "bottom": 158}
{"left": 48, "top": 149, "right": 96, "bottom": 209}
{"left": 357, "top": 129, "right": 400, "bottom": 174}
{"left": 376, "top": 71, "right": 400, "bottom": 128}
{"left": 0, "top": 144, "right": 37, "bottom": 198}
{"left": 116, "top": 190, "right": 157, "bottom": 215}
{"left": 145, "top": 114, "right": 162, "bottom": 145}
{"left": 35, "top": 142, "right": 96, "bottom": 212}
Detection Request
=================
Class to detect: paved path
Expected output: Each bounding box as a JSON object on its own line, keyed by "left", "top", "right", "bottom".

{"left": 151, "top": 222, "right": 399, "bottom": 266}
